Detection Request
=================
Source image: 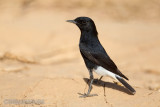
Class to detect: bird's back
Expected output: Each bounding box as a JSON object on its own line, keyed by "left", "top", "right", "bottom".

{"left": 79, "top": 32, "right": 128, "bottom": 80}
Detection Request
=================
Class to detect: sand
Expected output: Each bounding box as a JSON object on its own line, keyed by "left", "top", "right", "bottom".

{"left": 0, "top": 1, "right": 160, "bottom": 107}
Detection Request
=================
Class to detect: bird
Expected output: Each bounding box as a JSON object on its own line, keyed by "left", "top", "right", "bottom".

{"left": 67, "top": 17, "right": 136, "bottom": 97}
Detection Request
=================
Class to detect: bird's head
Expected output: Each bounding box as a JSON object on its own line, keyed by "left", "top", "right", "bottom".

{"left": 67, "top": 17, "right": 97, "bottom": 33}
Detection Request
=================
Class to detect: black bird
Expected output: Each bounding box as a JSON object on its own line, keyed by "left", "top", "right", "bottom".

{"left": 67, "top": 17, "right": 136, "bottom": 97}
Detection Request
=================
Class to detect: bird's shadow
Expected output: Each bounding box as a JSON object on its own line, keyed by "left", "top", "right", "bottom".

{"left": 83, "top": 78, "right": 132, "bottom": 95}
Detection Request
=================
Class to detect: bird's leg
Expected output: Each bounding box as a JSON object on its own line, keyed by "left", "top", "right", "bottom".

{"left": 80, "top": 70, "right": 98, "bottom": 98}
{"left": 94, "top": 76, "right": 103, "bottom": 85}
{"left": 97, "top": 76, "right": 103, "bottom": 84}
{"left": 99, "top": 76, "right": 103, "bottom": 81}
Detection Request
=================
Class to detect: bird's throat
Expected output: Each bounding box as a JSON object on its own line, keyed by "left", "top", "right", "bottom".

{"left": 80, "top": 30, "right": 99, "bottom": 44}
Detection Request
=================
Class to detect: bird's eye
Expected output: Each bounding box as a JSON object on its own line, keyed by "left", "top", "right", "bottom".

{"left": 81, "top": 20, "right": 86, "bottom": 24}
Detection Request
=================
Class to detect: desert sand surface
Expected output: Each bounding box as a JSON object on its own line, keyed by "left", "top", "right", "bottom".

{"left": 0, "top": 0, "right": 160, "bottom": 107}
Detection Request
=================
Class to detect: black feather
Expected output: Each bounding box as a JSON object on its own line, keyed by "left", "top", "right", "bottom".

{"left": 67, "top": 17, "right": 135, "bottom": 95}
{"left": 116, "top": 75, "right": 136, "bottom": 94}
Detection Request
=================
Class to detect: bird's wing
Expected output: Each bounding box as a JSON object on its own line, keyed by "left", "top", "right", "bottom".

{"left": 80, "top": 45, "right": 128, "bottom": 80}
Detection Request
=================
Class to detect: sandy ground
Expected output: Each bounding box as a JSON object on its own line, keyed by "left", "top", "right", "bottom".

{"left": 0, "top": 1, "right": 160, "bottom": 107}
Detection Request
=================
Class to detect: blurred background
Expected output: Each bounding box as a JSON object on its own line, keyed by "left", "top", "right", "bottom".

{"left": 0, "top": 0, "right": 160, "bottom": 106}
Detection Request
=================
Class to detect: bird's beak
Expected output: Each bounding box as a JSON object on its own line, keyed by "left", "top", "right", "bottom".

{"left": 66, "top": 20, "right": 76, "bottom": 24}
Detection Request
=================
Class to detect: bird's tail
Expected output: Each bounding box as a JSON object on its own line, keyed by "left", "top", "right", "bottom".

{"left": 115, "top": 75, "right": 136, "bottom": 95}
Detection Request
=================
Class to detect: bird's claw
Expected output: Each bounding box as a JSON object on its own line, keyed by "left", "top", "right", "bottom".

{"left": 94, "top": 79, "right": 101, "bottom": 85}
{"left": 79, "top": 93, "right": 98, "bottom": 98}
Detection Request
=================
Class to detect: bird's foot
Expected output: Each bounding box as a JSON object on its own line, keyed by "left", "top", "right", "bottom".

{"left": 113, "top": 81, "right": 122, "bottom": 86}
{"left": 78, "top": 93, "right": 98, "bottom": 98}
{"left": 94, "top": 79, "right": 102, "bottom": 85}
